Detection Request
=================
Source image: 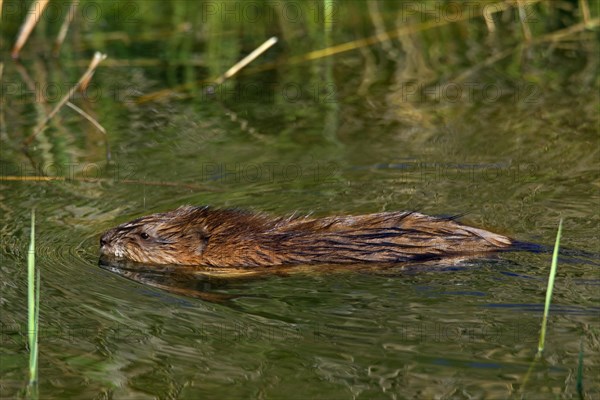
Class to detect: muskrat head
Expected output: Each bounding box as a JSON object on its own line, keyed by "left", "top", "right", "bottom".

{"left": 99, "top": 206, "right": 210, "bottom": 265}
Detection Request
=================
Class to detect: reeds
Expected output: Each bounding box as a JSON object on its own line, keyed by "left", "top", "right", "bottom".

{"left": 537, "top": 218, "right": 563, "bottom": 356}
{"left": 52, "top": 1, "right": 78, "bottom": 57}
{"left": 138, "top": 36, "right": 278, "bottom": 103}
{"left": 521, "top": 219, "right": 564, "bottom": 393}
{"left": 27, "top": 209, "right": 40, "bottom": 394}
{"left": 7, "top": 1, "right": 110, "bottom": 160}
{"left": 11, "top": 0, "right": 50, "bottom": 59}
{"left": 23, "top": 52, "right": 108, "bottom": 147}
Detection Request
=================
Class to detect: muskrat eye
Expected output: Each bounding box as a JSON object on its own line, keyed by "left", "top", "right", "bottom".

{"left": 139, "top": 232, "right": 150, "bottom": 240}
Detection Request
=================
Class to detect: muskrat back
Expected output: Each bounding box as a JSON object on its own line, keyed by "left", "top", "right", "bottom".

{"left": 99, "top": 206, "right": 512, "bottom": 267}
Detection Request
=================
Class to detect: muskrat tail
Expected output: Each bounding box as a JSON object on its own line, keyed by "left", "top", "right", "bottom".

{"left": 510, "top": 240, "right": 600, "bottom": 266}
{"left": 511, "top": 240, "right": 548, "bottom": 253}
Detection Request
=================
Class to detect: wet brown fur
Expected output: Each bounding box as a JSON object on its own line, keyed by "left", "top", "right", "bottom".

{"left": 100, "top": 206, "right": 512, "bottom": 267}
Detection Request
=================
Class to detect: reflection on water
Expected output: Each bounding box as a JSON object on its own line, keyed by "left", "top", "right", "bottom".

{"left": 98, "top": 256, "right": 242, "bottom": 303}
{"left": 98, "top": 253, "right": 507, "bottom": 303}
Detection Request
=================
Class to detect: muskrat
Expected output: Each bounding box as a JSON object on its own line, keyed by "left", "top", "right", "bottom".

{"left": 99, "top": 206, "right": 512, "bottom": 267}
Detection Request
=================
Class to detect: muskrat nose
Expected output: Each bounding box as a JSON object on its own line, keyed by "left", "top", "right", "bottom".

{"left": 100, "top": 232, "right": 110, "bottom": 247}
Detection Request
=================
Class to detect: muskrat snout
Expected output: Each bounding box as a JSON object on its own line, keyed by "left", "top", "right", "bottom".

{"left": 99, "top": 229, "right": 117, "bottom": 257}
{"left": 99, "top": 232, "right": 109, "bottom": 248}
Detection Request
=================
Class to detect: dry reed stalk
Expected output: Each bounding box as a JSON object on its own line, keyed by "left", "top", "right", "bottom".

{"left": 11, "top": 0, "right": 50, "bottom": 59}
{"left": 534, "top": 18, "right": 600, "bottom": 42}
{"left": 483, "top": 6, "right": 497, "bottom": 33}
{"left": 53, "top": 1, "right": 78, "bottom": 57}
{"left": 517, "top": 0, "right": 533, "bottom": 41}
{"left": 138, "top": 36, "right": 278, "bottom": 103}
{"left": 65, "top": 102, "right": 106, "bottom": 135}
{"left": 579, "top": 0, "right": 591, "bottom": 25}
{"left": 215, "top": 36, "right": 278, "bottom": 84}
{"left": 23, "top": 52, "right": 107, "bottom": 147}
{"left": 66, "top": 101, "right": 112, "bottom": 160}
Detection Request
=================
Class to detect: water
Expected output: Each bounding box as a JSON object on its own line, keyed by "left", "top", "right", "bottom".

{"left": 1, "top": 1, "right": 599, "bottom": 398}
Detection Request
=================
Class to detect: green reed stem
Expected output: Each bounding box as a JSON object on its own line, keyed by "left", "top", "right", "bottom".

{"left": 27, "top": 209, "right": 39, "bottom": 388}
{"left": 537, "top": 218, "right": 562, "bottom": 356}
{"left": 522, "top": 218, "right": 563, "bottom": 393}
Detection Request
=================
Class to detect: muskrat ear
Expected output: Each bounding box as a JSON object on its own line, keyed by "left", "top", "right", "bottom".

{"left": 194, "top": 230, "right": 210, "bottom": 255}
{"left": 176, "top": 205, "right": 199, "bottom": 214}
